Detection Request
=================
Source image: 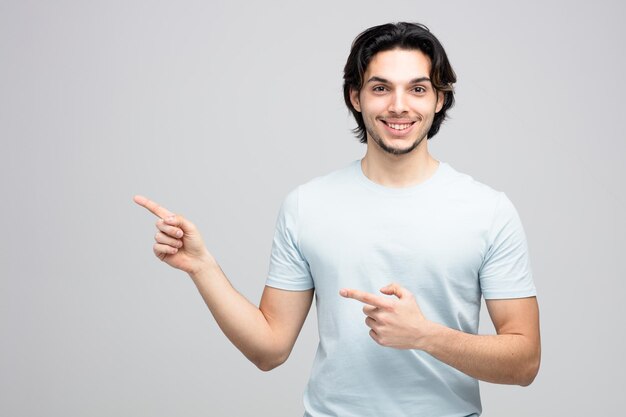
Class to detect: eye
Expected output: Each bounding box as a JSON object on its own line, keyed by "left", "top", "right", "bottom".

{"left": 372, "top": 85, "right": 387, "bottom": 93}
{"left": 412, "top": 86, "right": 427, "bottom": 94}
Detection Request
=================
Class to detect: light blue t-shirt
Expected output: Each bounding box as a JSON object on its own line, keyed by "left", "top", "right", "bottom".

{"left": 265, "top": 159, "right": 536, "bottom": 417}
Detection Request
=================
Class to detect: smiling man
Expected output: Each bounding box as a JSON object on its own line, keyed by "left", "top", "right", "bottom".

{"left": 351, "top": 51, "right": 443, "bottom": 156}
{"left": 135, "top": 22, "right": 540, "bottom": 417}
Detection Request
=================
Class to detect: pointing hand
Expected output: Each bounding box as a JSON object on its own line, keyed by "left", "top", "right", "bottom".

{"left": 340, "top": 283, "right": 434, "bottom": 350}
{"left": 133, "top": 194, "right": 215, "bottom": 275}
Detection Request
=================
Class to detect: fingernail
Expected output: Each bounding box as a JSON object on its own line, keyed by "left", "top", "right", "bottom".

{"left": 339, "top": 289, "right": 347, "bottom": 297}
{"left": 176, "top": 230, "right": 183, "bottom": 238}
{"left": 166, "top": 215, "right": 175, "bottom": 222}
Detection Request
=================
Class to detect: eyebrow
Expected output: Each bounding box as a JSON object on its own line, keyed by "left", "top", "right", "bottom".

{"left": 365, "top": 76, "right": 431, "bottom": 84}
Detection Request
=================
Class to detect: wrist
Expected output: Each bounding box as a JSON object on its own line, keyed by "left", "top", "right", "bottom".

{"left": 415, "top": 320, "right": 446, "bottom": 352}
{"left": 188, "top": 252, "right": 220, "bottom": 281}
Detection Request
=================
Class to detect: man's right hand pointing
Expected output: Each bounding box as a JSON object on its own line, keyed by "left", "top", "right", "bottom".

{"left": 133, "top": 194, "right": 215, "bottom": 275}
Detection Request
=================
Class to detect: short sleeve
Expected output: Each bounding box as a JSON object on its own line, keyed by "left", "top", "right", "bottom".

{"left": 265, "top": 187, "right": 314, "bottom": 291}
{"left": 479, "top": 192, "right": 537, "bottom": 299}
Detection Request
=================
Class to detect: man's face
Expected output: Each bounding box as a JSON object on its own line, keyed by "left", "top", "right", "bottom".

{"left": 350, "top": 48, "right": 444, "bottom": 156}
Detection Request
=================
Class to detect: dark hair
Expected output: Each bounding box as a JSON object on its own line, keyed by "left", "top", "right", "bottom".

{"left": 343, "top": 22, "right": 457, "bottom": 142}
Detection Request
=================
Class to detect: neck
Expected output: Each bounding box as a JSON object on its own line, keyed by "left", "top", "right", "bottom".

{"left": 361, "top": 141, "right": 439, "bottom": 188}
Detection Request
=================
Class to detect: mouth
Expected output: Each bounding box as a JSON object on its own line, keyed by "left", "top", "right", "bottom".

{"left": 380, "top": 120, "right": 416, "bottom": 136}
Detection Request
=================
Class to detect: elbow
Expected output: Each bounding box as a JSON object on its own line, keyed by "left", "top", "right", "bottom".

{"left": 518, "top": 364, "right": 540, "bottom": 387}
{"left": 256, "top": 360, "right": 280, "bottom": 372}
{"left": 254, "top": 352, "right": 288, "bottom": 372}
{"left": 518, "top": 352, "right": 541, "bottom": 387}
{"left": 518, "top": 373, "right": 536, "bottom": 387}
{"left": 519, "top": 373, "right": 538, "bottom": 387}
{"left": 256, "top": 362, "right": 276, "bottom": 372}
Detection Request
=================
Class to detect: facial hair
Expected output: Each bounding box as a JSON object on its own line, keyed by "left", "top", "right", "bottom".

{"left": 366, "top": 124, "right": 428, "bottom": 155}
{"left": 361, "top": 98, "right": 439, "bottom": 156}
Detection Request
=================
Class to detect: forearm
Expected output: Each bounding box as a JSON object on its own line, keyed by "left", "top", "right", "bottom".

{"left": 422, "top": 323, "right": 540, "bottom": 386}
{"left": 188, "top": 259, "right": 279, "bottom": 371}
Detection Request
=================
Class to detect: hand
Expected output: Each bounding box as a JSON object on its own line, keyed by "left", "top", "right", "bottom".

{"left": 339, "top": 283, "right": 434, "bottom": 350}
{"left": 133, "top": 194, "right": 215, "bottom": 275}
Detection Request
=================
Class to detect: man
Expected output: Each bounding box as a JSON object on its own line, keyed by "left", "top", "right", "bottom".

{"left": 134, "top": 22, "right": 540, "bottom": 417}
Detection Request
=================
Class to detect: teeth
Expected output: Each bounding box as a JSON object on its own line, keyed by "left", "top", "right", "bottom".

{"left": 387, "top": 122, "right": 412, "bottom": 130}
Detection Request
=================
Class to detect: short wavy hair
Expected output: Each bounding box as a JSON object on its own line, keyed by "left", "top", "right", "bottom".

{"left": 343, "top": 22, "right": 457, "bottom": 143}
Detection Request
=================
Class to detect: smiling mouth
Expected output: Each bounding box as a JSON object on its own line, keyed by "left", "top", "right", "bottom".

{"left": 381, "top": 120, "right": 416, "bottom": 132}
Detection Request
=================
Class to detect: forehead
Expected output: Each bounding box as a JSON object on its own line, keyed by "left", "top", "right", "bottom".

{"left": 364, "top": 48, "right": 432, "bottom": 82}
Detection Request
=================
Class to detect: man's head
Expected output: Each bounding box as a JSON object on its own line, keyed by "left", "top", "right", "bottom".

{"left": 343, "top": 22, "right": 456, "bottom": 145}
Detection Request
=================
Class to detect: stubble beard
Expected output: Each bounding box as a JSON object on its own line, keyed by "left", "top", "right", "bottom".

{"left": 365, "top": 118, "right": 431, "bottom": 156}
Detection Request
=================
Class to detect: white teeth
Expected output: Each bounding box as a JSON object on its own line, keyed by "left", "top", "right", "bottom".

{"left": 387, "top": 122, "right": 412, "bottom": 130}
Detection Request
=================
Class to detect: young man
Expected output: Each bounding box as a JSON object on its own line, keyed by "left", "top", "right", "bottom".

{"left": 135, "top": 22, "right": 540, "bottom": 417}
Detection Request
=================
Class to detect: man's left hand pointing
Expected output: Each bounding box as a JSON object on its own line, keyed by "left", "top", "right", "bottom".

{"left": 340, "top": 283, "right": 436, "bottom": 350}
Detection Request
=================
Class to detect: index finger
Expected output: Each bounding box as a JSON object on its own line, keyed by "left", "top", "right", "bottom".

{"left": 339, "top": 288, "right": 393, "bottom": 309}
{"left": 133, "top": 194, "right": 175, "bottom": 219}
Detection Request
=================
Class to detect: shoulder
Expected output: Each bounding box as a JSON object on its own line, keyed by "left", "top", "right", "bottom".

{"left": 441, "top": 162, "right": 504, "bottom": 205}
{"left": 283, "top": 160, "right": 358, "bottom": 205}
{"left": 437, "top": 163, "right": 529, "bottom": 231}
{"left": 443, "top": 165, "right": 528, "bottom": 237}
{"left": 443, "top": 163, "right": 499, "bottom": 194}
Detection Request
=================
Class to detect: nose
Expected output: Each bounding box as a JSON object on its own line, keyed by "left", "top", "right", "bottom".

{"left": 388, "top": 90, "right": 408, "bottom": 114}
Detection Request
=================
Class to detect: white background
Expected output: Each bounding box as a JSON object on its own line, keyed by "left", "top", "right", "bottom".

{"left": 1, "top": 0, "right": 624, "bottom": 415}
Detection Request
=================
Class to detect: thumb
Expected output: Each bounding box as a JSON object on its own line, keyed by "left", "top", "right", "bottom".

{"left": 379, "top": 282, "right": 408, "bottom": 299}
{"left": 164, "top": 213, "right": 197, "bottom": 234}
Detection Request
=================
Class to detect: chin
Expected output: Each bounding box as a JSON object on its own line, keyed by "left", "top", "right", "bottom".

{"left": 381, "top": 137, "right": 422, "bottom": 155}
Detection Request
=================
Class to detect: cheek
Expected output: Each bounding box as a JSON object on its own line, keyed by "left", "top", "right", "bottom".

{"left": 416, "top": 99, "right": 438, "bottom": 116}
{"left": 361, "top": 100, "right": 386, "bottom": 117}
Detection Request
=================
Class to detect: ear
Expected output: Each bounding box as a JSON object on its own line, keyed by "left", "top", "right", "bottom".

{"left": 350, "top": 88, "right": 362, "bottom": 112}
{"left": 435, "top": 90, "right": 445, "bottom": 113}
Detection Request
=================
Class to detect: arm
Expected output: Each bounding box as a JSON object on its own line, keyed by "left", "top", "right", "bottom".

{"left": 133, "top": 195, "right": 314, "bottom": 371}
{"left": 340, "top": 284, "right": 541, "bottom": 386}
{"left": 423, "top": 296, "right": 541, "bottom": 386}
{"left": 191, "top": 262, "right": 314, "bottom": 371}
